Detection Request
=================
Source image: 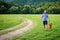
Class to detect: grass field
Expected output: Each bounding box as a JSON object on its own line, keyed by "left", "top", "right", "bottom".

{"left": 11, "top": 14, "right": 60, "bottom": 40}
{"left": 0, "top": 15, "right": 23, "bottom": 30}
{"left": 0, "top": 14, "right": 60, "bottom": 40}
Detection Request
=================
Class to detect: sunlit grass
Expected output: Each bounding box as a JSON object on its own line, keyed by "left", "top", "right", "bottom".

{"left": 0, "top": 15, "right": 23, "bottom": 30}
{"left": 11, "top": 14, "right": 60, "bottom": 40}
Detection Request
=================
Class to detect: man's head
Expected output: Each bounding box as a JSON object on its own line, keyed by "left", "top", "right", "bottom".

{"left": 44, "top": 10, "right": 47, "bottom": 13}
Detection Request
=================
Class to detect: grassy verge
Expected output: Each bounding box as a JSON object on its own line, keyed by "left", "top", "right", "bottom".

{"left": 0, "top": 14, "right": 27, "bottom": 35}
{"left": 11, "top": 14, "right": 60, "bottom": 40}
{"left": 0, "top": 15, "right": 23, "bottom": 30}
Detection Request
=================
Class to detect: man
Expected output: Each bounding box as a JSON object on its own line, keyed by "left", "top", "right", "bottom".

{"left": 42, "top": 10, "right": 49, "bottom": 30}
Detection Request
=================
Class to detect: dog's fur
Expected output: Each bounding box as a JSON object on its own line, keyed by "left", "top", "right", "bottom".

{"left": 49, "top": 23, "right": 52, "bottom": 29}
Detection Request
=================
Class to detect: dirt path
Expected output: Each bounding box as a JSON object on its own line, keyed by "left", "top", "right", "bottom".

{"left": 0, "top": 19, "right": 35, "bottom": 40}
{"left": 0, "top": 19, "right": 28, "bottom": 35}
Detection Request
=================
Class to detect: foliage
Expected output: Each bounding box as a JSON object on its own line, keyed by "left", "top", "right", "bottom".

{"left": 0, "top": 1, "right": 60, "bottom": 14}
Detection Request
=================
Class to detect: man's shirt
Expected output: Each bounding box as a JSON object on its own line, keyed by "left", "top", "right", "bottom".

{"left": 42, "top": 13, "right": 48, "bottom": 21}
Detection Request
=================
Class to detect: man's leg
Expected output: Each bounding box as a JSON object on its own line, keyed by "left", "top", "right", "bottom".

{"left": 45, "top": 21, "right": 48, "bottom": 30}
{"left": 44, "top": 21, "right": 48, "bottom": 30}
{"left": 45, "top": 25, "right": 48, "bottom": 29}
{"left": 43, "top": 21, "right": 45, "bottom": 29}
{"left": 44, "top": 25, "right": 45, "bottom": 29}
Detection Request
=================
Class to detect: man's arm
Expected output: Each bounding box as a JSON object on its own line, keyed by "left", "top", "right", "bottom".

{"left": 41, "top": 14, "right": 43, "bottom": 20}
{"left": 47, "top": 14, "right": 50, "bottom": 23}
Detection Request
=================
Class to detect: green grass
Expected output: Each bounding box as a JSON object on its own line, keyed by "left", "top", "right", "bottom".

{"left": 11, "top": 14, "right": 60, "bottom": 40}
{"left": 0, "top": 14, "right": 23, "bottom": 30}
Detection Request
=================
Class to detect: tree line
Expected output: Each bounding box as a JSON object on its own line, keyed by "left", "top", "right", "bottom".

{"left": 0, "top": 1, "right": 60, "bottom": 14}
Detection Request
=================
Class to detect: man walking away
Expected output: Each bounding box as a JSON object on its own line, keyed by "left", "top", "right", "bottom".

{"left": 42, "top": 10, "right": 49, "bottom": 30}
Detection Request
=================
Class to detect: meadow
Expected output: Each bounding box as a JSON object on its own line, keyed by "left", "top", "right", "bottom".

{"left": 12, "top": 14, "right": 60, "bottom": 40}
{"left": 0, "top": 15, "right": 23, "bottom": 30}
{"left": 0, "top": 14, "right": 60, "bottom": 40}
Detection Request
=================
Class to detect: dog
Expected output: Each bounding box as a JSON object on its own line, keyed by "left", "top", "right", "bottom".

{"left": 48, "top": 23, "right": 52, "bottom": 29}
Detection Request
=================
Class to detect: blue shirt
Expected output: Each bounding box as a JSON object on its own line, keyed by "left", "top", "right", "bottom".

{"left": 42, "top": 13, "right": 48, "bottom": 21}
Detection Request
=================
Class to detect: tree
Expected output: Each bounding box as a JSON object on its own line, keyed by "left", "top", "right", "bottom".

{"left": 22, "top": 5, "right": 33, "bottom": 14}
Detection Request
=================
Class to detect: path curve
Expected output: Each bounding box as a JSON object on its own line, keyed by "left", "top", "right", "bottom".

{"left": 0, "top": 19, "right": 28, "bottom": 35}
{"left": 0, "top": 19, "right": 35, "bottom": 40}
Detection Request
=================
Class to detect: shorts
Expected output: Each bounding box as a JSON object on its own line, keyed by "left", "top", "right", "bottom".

{"left": 43, "top": 21, "right": 48, "bottom": 25}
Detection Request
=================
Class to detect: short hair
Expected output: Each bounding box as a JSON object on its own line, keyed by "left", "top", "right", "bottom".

{"left": 44, "top": 10, "right": 47, "bottom": 13}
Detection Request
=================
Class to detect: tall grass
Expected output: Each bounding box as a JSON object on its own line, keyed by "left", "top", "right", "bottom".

{"left": 11, "top": 14, "right": 60, "bottom": 40}
{"left": 0, "top": 15, "right": 23, "bottom": 30}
